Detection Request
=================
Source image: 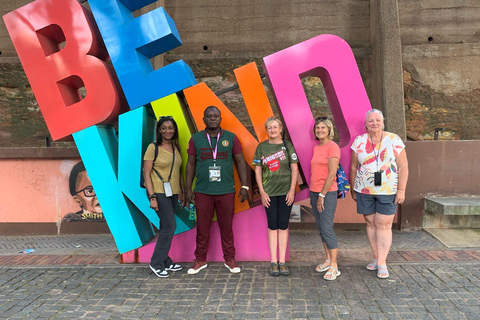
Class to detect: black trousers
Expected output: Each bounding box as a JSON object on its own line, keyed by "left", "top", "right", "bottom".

{"left": 150, "top": 194, "right": 177, "bottom": 270}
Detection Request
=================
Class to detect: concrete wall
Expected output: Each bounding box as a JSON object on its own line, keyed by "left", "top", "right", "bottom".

{"left": 0, "top": 148, "right": 109, "bottom": 235}
{"left": 400, "top": 140, "right": 480, "bottom": 230}
{"left": 399, "top": 0, "right": 480, "bottom": 140}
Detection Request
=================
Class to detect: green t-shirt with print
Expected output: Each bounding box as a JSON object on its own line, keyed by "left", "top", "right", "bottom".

{"left": 187, "top": 129, "right": 242, "bottom": 195}
{"left": 252, "top": 140, "right": 298, "bottom": 196}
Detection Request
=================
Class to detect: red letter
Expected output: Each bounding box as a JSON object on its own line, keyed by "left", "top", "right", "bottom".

{"left": 3, "top": 0, "right": 125, "bottom": 140}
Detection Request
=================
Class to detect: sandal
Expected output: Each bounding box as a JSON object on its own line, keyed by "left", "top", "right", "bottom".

{"left": 377, "top": 265, "right": 389, "bottom": 279}
{"left": 324, "top": 266, "right": 341, "bottom": 281}
{"left": 279, "top": 263, "right": 290, "bottom": 276}
{"left": 315, "top": 260, "right": 331, "bottom": 273}
{"left": 366, "top": 259, "right": 378, "bottom": 271}
{"left": 270, "top": 262, "right": 280, "bottom": 276}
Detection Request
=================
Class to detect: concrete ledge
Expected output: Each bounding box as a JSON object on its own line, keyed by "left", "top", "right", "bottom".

{"left": 424, "top": 196, "right": 480, "bottom": 228}
{"left": 425, "top": 197, "right": 480, "bottom": 216}
{"left": 0, "top": 147, "right": 79, "bottom": 159}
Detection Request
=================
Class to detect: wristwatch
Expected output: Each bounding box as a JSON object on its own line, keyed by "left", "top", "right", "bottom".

{"left": 318, "top": 193, "right": 325, "bottom": 198}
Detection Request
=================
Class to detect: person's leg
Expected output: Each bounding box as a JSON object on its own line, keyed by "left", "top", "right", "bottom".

{"left": 277, "top": 194, "right": 292, "bottom": 264}
{"left": 311, "top": 191, "right": 330, "bottom": 270}
{"left": 193, "top": 192, "right": 215, "bottom": 262}
{"left": 319, "top": 191, "right": 338, "bottom": 262}
{"left": 214, "top": 193, "right": 236, "bottom": 261}
{"left": 364, "top": 213, "right": 377, "bottom": 260}
{"left": 265, "top": 196, "right": 279, "bottom": 263}
{"left": 150, "top": 194, "right": 177, "bottom": 271}
{"left": 375, "top": 213, "right": 395, "bottom": 278}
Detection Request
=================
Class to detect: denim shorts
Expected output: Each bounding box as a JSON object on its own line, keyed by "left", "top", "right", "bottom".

{"left": 356, "top": 192, "right": 397, "bottom": 215}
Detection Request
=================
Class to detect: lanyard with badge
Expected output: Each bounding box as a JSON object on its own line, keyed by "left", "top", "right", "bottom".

{"left": 207, "top": 132, "right": 221, "bottom": 182}
{"left": 369, "top": 132, "right": 384, "bottom": 186}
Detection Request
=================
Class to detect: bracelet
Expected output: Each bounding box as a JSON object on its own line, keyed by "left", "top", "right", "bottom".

{"left": 148, "top": 194, "right": 156, "bottom": 199}
{"left": 182, "top": 190, "right": 187, "bottom": 193}
{"left": 318, "top": 193, "right": 325, "bottom": 198}
{"left": 241, "top": 186, "right": 249, "bottom": 190}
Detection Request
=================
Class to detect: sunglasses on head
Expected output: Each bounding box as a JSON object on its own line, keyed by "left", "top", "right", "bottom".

{"left": 315, "top": 116, "right": 329, "bottom": 121}
{"left": 159, "top": 115, "right": 173, "bottom": 120}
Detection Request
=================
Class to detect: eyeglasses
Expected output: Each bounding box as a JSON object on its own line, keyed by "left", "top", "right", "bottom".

{"left": 315, "top": 116, "right": 329, "bottom": 121}
{"left": 75, "top": 186, "right": 96, "bottom": 197}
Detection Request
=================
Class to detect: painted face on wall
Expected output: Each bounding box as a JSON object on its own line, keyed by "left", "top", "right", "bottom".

{"left": 73, "top": 171, "right": 102, "bottom": 214}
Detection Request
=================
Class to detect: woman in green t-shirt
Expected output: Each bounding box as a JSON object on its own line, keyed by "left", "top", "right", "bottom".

{"left": 253, "top": 116, "right": 299, "bottom": 277}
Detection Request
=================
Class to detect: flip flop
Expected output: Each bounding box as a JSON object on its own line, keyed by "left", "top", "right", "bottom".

{"left": 324, "top": 267, "right": 341, "bottom": 281}
{"left": 377, "top": 265, "right": 389, "bottom": 279}
{"left": 366, "top": 259, "right": 378, "bottom": 271}
{"left": 315, "top": 260, "right": 330, "bottom": 272}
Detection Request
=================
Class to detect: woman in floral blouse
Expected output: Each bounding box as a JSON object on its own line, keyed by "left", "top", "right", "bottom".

{"left": 350, "top": 109, "right": 409, "bottom": 279}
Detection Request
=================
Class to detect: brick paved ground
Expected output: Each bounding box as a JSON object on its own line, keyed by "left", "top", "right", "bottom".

{"left": 1, "top": 263, "right": 479, "bottom": 319}
{"left": 1, "top": 230, "right": 480, "bottom": 319}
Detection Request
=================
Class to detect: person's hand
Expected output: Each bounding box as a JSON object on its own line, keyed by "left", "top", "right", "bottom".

{"left": 150, "top": 198, "right": 158, "bottom": 211}
{"left": 238, "top": 188, "right": 248, "bottom": 203}
{"left": 351, "top": 191, "right": 357, "bottom": 202}
{"left": 285, "top": 189, "right": 295, "bottom": 206}
{"left": 395, "top": 190, "right": 405, "bottom": 205}
{"left": 178, "top": 192, "right": 186, "bottom": 208}
{"left": 260, "top": 191, "right": 271, "bottom": 208}
{"left": 186, "top": 189, "right": 195, "bottom": 205}
{"left": 317, "top": 196, "right": 325, "bottom": 212}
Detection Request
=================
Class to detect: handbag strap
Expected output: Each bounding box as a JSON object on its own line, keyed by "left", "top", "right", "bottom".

{"left": 152, "top": 143, "right": 175, "bottom": 183}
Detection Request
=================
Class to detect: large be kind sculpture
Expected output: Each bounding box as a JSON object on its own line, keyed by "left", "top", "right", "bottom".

{"left": 3, "top": 0, "right": 372, "bottom": 260}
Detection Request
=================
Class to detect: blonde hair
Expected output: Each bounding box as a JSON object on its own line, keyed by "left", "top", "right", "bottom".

{"left": 313, "top": 117, "right": 334, "bottom": 140}
{"left": 264, "top": 116, "right": 283, "bottom": 131}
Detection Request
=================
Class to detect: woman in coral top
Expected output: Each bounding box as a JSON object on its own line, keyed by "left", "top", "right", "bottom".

{"left": 310, "top": 117, "right": 341, "bottom": 280}
{"left": 350, "top": 109, "right": 409, "bottom": 279}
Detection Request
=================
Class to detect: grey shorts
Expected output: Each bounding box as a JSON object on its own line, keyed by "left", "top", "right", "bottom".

{"left": 356, "top": 192, "right": 397, "bottom": 215}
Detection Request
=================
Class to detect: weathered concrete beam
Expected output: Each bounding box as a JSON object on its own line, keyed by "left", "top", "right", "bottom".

{"left": 370, "top": 0, "right": 406, "bottom": 140}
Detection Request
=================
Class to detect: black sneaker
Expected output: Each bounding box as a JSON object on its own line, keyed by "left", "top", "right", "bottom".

{"left": 149, "top": 264, "right": 169, "bottom": 278}
{"left": 166, "top": 263, "right": 183, "bottom": 272}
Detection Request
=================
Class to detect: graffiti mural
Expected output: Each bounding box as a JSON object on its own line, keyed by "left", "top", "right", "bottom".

{"left": 3, "top": 0, "right": 372, "bottom": 260}
{"left": 62, "top": 161, "right": 105, "bottom": 223}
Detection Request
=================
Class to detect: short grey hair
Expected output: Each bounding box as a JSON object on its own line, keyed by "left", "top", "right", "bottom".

{"left": 365, "top": 109, "right": 385, "bottom": 130}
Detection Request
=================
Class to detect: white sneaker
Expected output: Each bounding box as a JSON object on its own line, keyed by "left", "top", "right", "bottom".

{"left": 166, "top": 264, "right": 183, "bottom": 272}
{"left": 187, "top": 260, "right": 208, "bottom": 275}
{"left": 149, "top": 264, "right": 169, "bottom": 278}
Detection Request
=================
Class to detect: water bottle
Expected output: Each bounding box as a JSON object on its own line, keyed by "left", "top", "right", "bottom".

{"left": 188, "top": 203, "right": 195, "bottom": 221}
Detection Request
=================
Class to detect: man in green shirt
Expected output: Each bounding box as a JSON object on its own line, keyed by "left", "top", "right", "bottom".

{"left": 186, "top": 106, "right": 249, "bottom": 274}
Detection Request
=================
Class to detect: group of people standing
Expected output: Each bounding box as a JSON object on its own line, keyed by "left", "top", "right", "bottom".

{"left": 143, "top": 106, "right": 408, "bottom": 281}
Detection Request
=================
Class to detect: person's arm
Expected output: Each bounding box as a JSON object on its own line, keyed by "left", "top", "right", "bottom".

{"left": 350, "top": 150, "right": 359, "bottom": 202}
{"left": 143, "top": 159, "right": 158, "bottom": 211}
{"left": 255, "top": 165, "right": 270, "bottom": 208}
{"left": 395, "top": 149, "right": 408, "bottom": 205}
{"left": 317, "top": 156, "right": 339, "bottom": 211}
{"left": 285, "top": 163, "right": 298, "bottom": 206}
{"left": 178, "top": 168, "right": 186, "bottom": 207}
{"left": 185, "top": 154, "right": 196, "bottom": 205}
{"left": 233, "top": 152, "right": 249, "bottom": 203}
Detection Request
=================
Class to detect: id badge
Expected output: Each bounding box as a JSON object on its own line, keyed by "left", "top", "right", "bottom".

{"left": 209, "top": 165, "right": 221, "bottom": 182}
{"left": 163, "top": 182, "right": 173, "bottom": 197}
{"left": 374, "top": 171, "right": 382, "bottom": 186}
